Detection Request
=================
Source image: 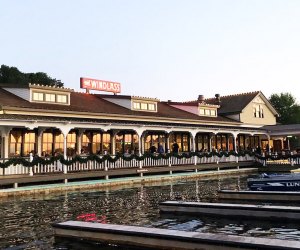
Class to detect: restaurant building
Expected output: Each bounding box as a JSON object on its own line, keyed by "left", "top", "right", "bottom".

{"left": 0, "top": 80, "right": 288, "bottom": 160}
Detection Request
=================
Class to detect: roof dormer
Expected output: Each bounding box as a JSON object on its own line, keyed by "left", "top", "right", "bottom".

{"left": 1, "top": 83, "right": 73, "bottom": 105}
{"left": 29, "top": 84, "right": 72, "bottom": 105}
{"left": 131, "top": 96, "right": 158, "bottom": 112}
{"left": 167, "top": 94, "right": 220, "bottom": 117}
{"left": 101, "top": 94, "right": 159, "bottom": 112}
{"left": 198, "top": 103, "right": 219, "bottom": 117}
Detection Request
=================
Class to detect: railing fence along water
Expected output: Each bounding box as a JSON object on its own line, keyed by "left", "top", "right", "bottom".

{"left": 0, "top": 152, "right": 260, "bottom": 176}
{"left": 255, "top": 153, "right": 300, "bottom": 167}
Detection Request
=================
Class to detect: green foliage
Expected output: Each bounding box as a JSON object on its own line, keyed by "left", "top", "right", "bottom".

{"left": 0, "top": 151, "right": 255, "bottom": 169}
{"left": 0, "top": 64, "right": 63, "bottom": 87}
{"left": 269, "top": 93, "right": 300, "bottom": 124}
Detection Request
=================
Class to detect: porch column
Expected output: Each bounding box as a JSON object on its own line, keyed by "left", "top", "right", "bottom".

{"left": 226, "top": 135, "right": 230, "bottom": 151}
{"left": 267, "top": 134, "right": 271, "bottom": 153}
{"left": 140, "top": 135, "right": 144, "bottom": 154}
{"left": 58, "top": 126, "right": 72, "bottom": 159}
{"left": 166, "top": 133, "right": 170, "bottom": 153}
{"left": 0, "top": 127, "right": 11, "bottom": 159}
{"left": 77, "top": 129, "right": 85, "bottom": 154}
{"left": 136, "top": 129, "right": 145, "bottom": 155}
{"left": 37, "top": 128, "right": 46, "bottom": 156}
{"left": 231, "top": 132, "right": 238, "bottom": 152}
{"left": 111, "top": 131, "right": 118, "bottom": 155}
{"left": 190, "top": 131, "right": 197, "bottom": 152}
{"left": 208, "top": 133, "right": 213, "bottom": 152}
{"left": 3, "top": 135, "right": 9, "bottom": 159}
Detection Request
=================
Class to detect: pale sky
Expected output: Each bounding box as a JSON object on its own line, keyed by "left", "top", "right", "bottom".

{"left": 1, "top": 0, "right": 300, "bottom": 103}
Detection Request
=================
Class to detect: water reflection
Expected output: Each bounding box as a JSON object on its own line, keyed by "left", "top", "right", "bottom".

{"left": 0, "top": 174, "right": 299, "bottom": 249}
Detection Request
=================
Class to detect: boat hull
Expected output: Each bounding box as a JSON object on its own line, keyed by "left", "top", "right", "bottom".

{"left": 248, "top": 174, "right": 300, "bottom": 191}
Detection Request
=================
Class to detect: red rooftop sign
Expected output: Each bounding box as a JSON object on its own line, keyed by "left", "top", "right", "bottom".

{"left": 80, "top": 77, "right": 121, "bottom": 94}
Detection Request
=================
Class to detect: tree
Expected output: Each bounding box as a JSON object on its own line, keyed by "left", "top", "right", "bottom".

{"left": 269, "top": 93, "right": 300, "bottom": 124}
{"left": 269, "top": 93, "right": 300, "bottom": 149}
{"left": 0, "top": 65, "right": 63, "bottom": 87}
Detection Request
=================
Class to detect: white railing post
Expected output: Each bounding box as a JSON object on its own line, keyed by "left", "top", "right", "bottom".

{"left": 29, "top": 153, "right": 34, "bottom": 176}
{"left": 104, "top": 157, "right": 109, "bottom": 180}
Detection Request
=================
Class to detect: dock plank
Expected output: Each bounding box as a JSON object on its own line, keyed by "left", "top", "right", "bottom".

{"left": 219, "top": 190, "right": 300, "bottom": 202}
{"left": 159, "top": 201, "right": 300, "bottom": 220}
{"left": 53, "top": 221, "right": 300, "bottom": 250}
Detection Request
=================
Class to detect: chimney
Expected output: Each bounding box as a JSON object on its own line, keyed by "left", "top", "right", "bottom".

{"left": 198, "top": 95, "right": 205, "bottom": 102}
{"left": 215, "top": 94, "right": 221, "bottom": 104}
{"left": 167, "top": 100, "right": 172, "bottom": 103}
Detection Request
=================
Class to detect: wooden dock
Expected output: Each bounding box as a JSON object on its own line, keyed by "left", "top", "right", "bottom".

{"left": 219, "top": 189, "right": 300, "bottom": 202}
{"left": 159, "top": 201, "right": 300, "bottom": 220}
{"left": 53, "top": 221, "right": 300, "bottom": 250}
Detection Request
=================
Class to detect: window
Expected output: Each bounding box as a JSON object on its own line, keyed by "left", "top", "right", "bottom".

{"left": 102, "top": 133, "right": 111, "bottom": 153}
{"left": 92, "top": 133, "right": 101, "bottom": 154}
{"left": 148, "top": 103, "right": 155, "bottom": 111}
{"left": 32, "top": 90, "right": 69, "bottom": 104}
{"left": 23, "top": 132, "right": 36, "bottom": 156}
{"left": 199, "top": 108, "right": 217, "bottom": 117}
{"left": 42, "top": 132, "right": 53, "bottom": 156}
{"left": 133, "top": 102, "right": 141, "bottom": 109}
{"left": 9, "top": 130, "right": 22, "bottom": 156}
{"left": 67, "top": 132, "right": 77, "bottom": 156}
{"left": 33, "top": 92, "right": 44, "bottom": 101}
{"left": 141, "top": 103, "right": 148, "bottom": 110}
{"left": 45, "top": 93, "right": 56, "bottom": 102}
{"left": 54, "top": 133, "right": 64, "bottom": 154}
{"left": 57, "top": 94, "right": 67, "bottom": 103}
{"left": 82, "top": 133, "right": 92, "bottom": 154}
{"left": 132, "top": 101, "right": 157, "bottom": 112}
{"left": 253, "top": 105, "right": 264, "bottom": 118}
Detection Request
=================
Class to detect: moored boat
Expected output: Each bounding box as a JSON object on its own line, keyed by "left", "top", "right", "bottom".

{"left": 248, "top": 173, "right": 300, "bottom": 191}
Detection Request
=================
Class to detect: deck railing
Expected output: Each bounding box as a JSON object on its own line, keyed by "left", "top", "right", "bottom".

{"left": 0, "top": 152, "right": 256, "bottom": 176}
{"left": 255, "top": 153, "right": 300, "bottom": 166}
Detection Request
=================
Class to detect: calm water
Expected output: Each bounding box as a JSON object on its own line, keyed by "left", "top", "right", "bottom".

{"left": 1, "top": 174, "right": 300, "bottom": 249}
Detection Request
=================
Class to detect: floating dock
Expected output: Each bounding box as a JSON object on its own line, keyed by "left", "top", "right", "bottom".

{"left": 159, "top": 201, "right": 300, "bottom": 220}
{"left": 53, "top": 221, "right": 300, "bottom": 250}
{"left": 219, "top": 189, "right": 300, "bottom": 202}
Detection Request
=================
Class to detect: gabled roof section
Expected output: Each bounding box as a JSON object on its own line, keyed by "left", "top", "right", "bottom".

{"left": 204, "top": 91, "right": 260, "bottom": 115}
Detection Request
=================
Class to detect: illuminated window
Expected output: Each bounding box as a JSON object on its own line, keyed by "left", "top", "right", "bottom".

{"left": 133, "top": 102, "right": 140, "bottom": 109}
{"left": 45, "top": 93, "right": 56, "bottom": 102}
{"left": 148, "top": 103, "right": 156, "bottom": 111}
{"left": 205, "top": 109, "right": 210, "bottom": 115}
{"left": 57, "top": 94, "right": 67, "bottom": 103}
{"left": 211, "top": 110, "right": 216, "bottom": 116}
{"left": 102, "top": 133, "right": 111, "bottom": 153}
{"left": 42, "top": 132, "right": 53, "bottom": 156}
{"left": 54, "top": 133, "right": 64, "bottom": 154}
{"left": 133, "top": 101, "right": 156, "bottom": 112}
{"left": 82, "top": 133, "right": 92, "bottom": 154}
{"left": 33, "top": 92, "right": 44, "bottom": 101}
{"left": 199, "top": 108, "right": 205, "bottom": 115}
{"left": 141, "top": 103, "right": 148, "bottom": 110}
{"left": 9, "top": 130, "right": 22, "bottom": 156}
{"left": 92, "top": 133, "right": 101, "bottom": 154}
{"left": 67, "top": 132, "right": 77, "bottom": 156}
{"left": 24, "top": 132, "right": 36, "bottom": 156}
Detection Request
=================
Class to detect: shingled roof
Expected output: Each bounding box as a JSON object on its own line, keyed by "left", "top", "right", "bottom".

{"left": 205, "top": 91, "right": 260, "bottom": 114}
{"left": 0, "top": 88, "right": 239, "bottom": 125}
